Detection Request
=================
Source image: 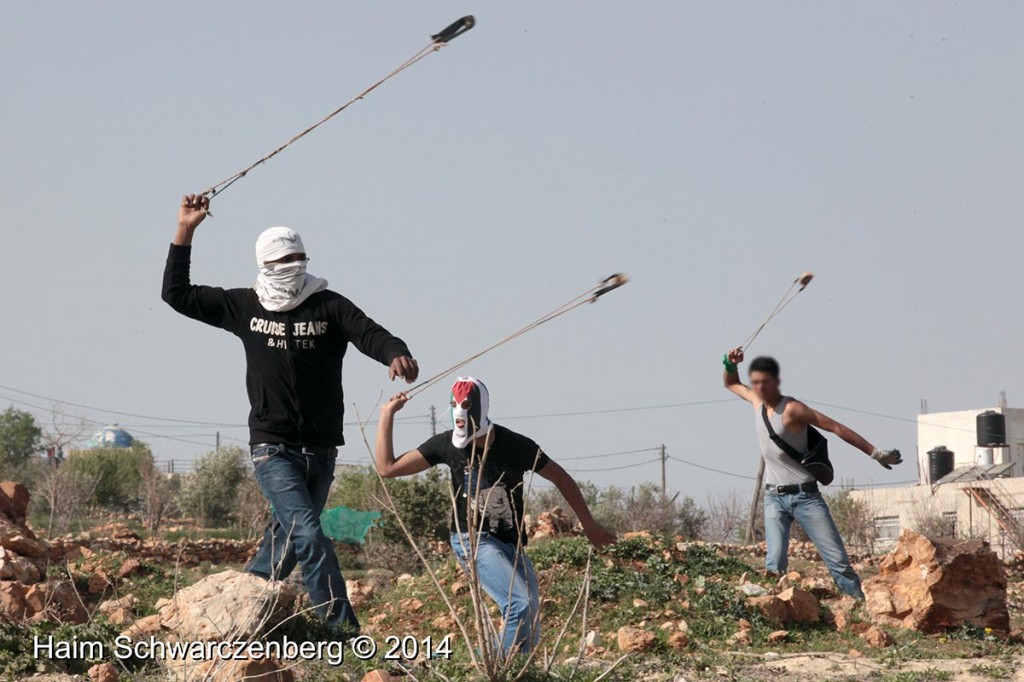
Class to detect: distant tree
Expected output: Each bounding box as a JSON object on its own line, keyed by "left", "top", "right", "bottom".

{"left": 592, "top": 483, "right": 707, "bottom": 539}
{"left": 234, "top": 466, "right": 270, "bottom": 541}
{"left": 176, "top": 446, "right": 246, "bottom": 527}
{"left": 64, "top": 443, "right": 150, "bottom": 510}
{"left": 702, "top": 490, "right": 749, "bottom": 544}
{"left": 43, "top": 402, "right": 90, "bottom": 465}
{"left": 526, "top": 480, "right": 600, "bottom": 523}
{"left": 826, "top": 487, "right": 877, "bottom": 554}
{"left": 0, "top": 407, "right": 43, "bottom": 470}
{"left": 35, "top": 459, "right": 100, "bottom": 536}
{"left": 139, "top": 452, "right": 177, "bottom": 535}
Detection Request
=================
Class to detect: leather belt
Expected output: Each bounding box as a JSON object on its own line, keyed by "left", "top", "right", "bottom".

{"left": 251, "top": 443, "right": 336, "bottom": 457}
{"left": 765, "top": 481, "right": 818, "bottom": 495}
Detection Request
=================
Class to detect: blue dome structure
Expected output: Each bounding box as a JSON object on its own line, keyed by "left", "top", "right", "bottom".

{"left": 86, "top": 424, "right": 135, "bottom": 449}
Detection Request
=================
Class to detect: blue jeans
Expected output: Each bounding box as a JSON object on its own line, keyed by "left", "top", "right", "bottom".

{"left": 763, "top": 489, "right": 864, "bottom": 600}
{"left": 244, "top": 444, "right": 359, "bottom": 632}
{"left": 450, "top": 532, "right": 540, "bottom": 655}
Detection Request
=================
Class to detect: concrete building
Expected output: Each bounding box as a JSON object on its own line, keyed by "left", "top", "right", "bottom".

{"left": 849, "top": 406, "right": 1024, "bottom": 558}
{"left": 915, "top": 407, "right": 1024, "bottom": 484}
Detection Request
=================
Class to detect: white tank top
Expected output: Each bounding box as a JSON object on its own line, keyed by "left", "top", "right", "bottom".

{"left": 755, "top": 397, "right": 815, "bottom": 486}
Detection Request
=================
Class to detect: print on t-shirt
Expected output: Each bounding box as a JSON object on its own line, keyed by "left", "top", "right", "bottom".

{"left": 465, "top": 469, "right": 516, "bottom": 536}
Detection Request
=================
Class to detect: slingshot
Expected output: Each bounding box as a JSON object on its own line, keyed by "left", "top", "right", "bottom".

{"left": 738, "top": 271, "right": 814, "bottom": 352}
{"left": 406, "top": 274, "right": 630, "bottom": 399}
{"left": 200, "top": 16, "right": 476, "bottom": 204}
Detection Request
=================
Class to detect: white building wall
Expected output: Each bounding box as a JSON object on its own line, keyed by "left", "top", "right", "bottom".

{"left": 917, "top": 407, "right": 1024, "bottom": 484}
{"left": 849, "top": 477, "right": 1024, "bottom": 558}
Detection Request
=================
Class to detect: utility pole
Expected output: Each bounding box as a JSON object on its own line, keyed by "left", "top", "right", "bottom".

{"left": 660, "top": 444, "right": 667, "bottom": 499}
{"left": 430, "top": 406, "right": 437, "bottom": 437}
{"left": 215, "top": 431, "right": 221, "bottom": 452}
{"left": 744, "top": 458, "right": 765, "bottom": 543}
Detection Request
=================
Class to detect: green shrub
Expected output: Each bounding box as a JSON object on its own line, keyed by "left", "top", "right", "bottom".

{"left": 176, "top": 446, "right": 246, "bottom": 527}
{"left": 63, "top": 443, "right": 150, "bottom": 510}
{"left": 329, "top": 465, "right": 450, "bottom": 545}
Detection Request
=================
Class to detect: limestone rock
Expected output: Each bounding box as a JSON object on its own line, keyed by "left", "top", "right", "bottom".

{"left": 778, "top": 587, "right": 820, "bottom": 623}
{"left": 88, "top": 662, "right": 118, "bottom": 682}
{"left": 118, "top": 559, "right": 142, "bottom": 579}
{"left": 748, "top": 595, "right": 788, "bottom": 624}
{"left": 119, "top": 614, "right": 163, "bottom": 640}
{"left": 0, "top": 515, "right": 44, "bottom": 558}
{"left": 736, "top": 582, "right": 769, "bottom": 597}
{"left": 2, "top": 579, "right": 88, "bottom": 624}
{"left": 617, "top": 626, "right": 657, "bottom": 652}
{"left": 0, "top": 545, "right": 42, "bottom": 583}
{"left": 729, "top": 629, "right": 752, "bottom": 646}
{"left": 800, "top": 577, "right": 834, "bottom": 597}
{"left": 667, "top": 631, "right": 689, "bottom": 650}
{"left": 158, "top": 570, "right": 297, "bottom": 641}
{"left": 88, "top": 571, "right": 112, "bottom": 595}
{"left": 98, "top": 593, "right": 136, "bottom": 616}
{"left": 833, "top": 610, "right": 852, "bottom": 632}
{"left": 863, "top": 530, "right": 1009, "bottom": 633}
{"left": 0, "top": 482, "right": 30, "bottom": 525}
{"left": 767, "top": 629, "right": 789, "bottom": 643}
{"left": 167, "top": 656, "right": 294, "bottom": 682}
{"left": 749, "top": 588, "right": 819, "bottom": 624}
{"left": 345, "top": 578, "right": 373, "bottom": 608}
{"left": 531, "top": 507, "right": 575, "bottom": 540}
{"left": 862, "top": 625, "right": 894, "bottom": 648}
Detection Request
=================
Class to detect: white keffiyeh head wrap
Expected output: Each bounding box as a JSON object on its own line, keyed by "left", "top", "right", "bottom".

{"left": 253, "top": 226, "right": 328, "bottom": 312}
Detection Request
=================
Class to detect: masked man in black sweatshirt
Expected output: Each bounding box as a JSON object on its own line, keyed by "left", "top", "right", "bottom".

{"left": 162, "top": 194, "right": 419, "bottom": 635}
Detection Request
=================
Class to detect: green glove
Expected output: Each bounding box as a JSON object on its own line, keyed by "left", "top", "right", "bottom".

{"left": 723, "top": 354, "right": 738, "bottom": 374}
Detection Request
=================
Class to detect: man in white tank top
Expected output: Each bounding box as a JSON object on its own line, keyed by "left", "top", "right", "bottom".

{"left": 722, "top": 348, "right": 902, "bottom": 600}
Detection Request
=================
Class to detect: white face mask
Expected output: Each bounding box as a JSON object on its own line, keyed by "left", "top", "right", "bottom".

{"left": 259, "top": 260, "right": 307, "bottom": 297}
{"left": 253, "top": 227, "right": 328, "bottom": 312}
{"left": 450, "top": 377, "right": 492, "bottom": 448}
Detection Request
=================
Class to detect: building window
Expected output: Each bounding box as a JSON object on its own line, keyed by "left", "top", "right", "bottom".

{"left": 874, "top": 515, "right": 901, "bottom": 540}
{"left": 942, "top": 511, "right": 957, "bottom": 537}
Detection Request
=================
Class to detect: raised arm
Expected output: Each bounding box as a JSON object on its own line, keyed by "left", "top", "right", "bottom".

{"left": 787, "top": 400, "right": 903, "bottom": 469}
{"left": 374, "top": 393, "right": 432, "bottom": 478}
{"left": 723, "top": 347, "right": 756, "bottom": 403}
{"left": 162, "top": 194, "right": 241, "bottom": 329}
{"left": 536, "top": 459, "right": 616, "bottom": 548}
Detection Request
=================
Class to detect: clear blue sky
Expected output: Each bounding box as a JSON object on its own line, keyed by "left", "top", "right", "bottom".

{"left": 2, "top": 2, "right": 1022, "bottom": 502}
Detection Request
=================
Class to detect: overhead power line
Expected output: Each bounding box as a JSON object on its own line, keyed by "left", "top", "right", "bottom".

{"left": 556, "top": 447, "right": 660, "bottom": 463}
{"left": 567, "top": 457, "right": 662, "bottom": 474}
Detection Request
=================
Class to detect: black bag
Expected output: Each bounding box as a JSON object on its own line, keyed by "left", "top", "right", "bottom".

{"left": 761, "top": 404, "right": 834, "bottom": 485}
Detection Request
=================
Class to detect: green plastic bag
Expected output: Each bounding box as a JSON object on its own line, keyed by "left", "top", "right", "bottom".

{"left": 319, "top": 505, "right": 382, "bottom": 545}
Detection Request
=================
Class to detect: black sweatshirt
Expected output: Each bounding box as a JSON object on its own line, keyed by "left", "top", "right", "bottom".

{"left": 162, "top": 244, "right": 411, "bottom": 447}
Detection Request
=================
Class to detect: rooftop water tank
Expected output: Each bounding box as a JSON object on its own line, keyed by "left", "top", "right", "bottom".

{"left": 977, "top": 411, "right": 1006, "bottom": 447}
{"left": 927, "top": 445, "right": 955, "bottom": 482}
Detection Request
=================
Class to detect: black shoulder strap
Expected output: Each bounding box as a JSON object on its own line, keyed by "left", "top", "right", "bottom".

{"left": 761, "top": 404, "right": 804, "bottom": 464}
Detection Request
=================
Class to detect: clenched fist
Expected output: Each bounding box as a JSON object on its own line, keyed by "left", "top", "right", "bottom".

{"left": 179, "top": 194, "right": 210, "bottom": 232}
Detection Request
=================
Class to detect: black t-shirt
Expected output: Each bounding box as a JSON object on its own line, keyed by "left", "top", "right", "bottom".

{"left": 417, "top": 424, "right": 550, "bottom": 547}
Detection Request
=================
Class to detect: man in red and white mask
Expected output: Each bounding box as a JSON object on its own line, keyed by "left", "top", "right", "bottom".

{"left": 373, "top": 377, "right": 616, "bottom": 656}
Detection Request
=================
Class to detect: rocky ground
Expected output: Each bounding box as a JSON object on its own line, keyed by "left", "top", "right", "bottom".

{"left": 2, "top": 492, "right": 1024, "bottom": 681}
